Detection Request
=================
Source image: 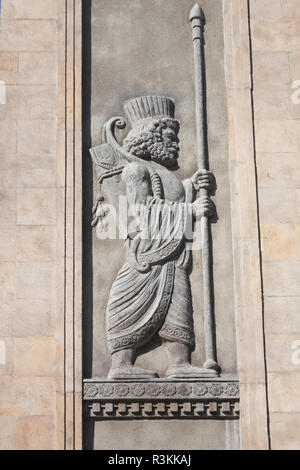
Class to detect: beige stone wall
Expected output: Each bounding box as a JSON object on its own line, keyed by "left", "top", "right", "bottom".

{"left": 0, "top": 0, "right": 58, "bottom": 450}
{"left": 0, "top": 0, "right": 82, "bottom": 450}
{"left": 250, "top": 0, "right": 300, "bottom": 450}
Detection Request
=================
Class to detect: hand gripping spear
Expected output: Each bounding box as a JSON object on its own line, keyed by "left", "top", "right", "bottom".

{"left": 190, "top": 3, "right": 219, "bottom": 372}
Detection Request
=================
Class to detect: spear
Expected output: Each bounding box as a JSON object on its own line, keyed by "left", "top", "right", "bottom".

{"left": 189, "top": 3, "right": 219, "bottom": 372}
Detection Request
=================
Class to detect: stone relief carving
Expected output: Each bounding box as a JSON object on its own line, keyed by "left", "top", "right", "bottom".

{"left": 90, "top": 95, "right": 217, "bottom": 380}
{"left": 84, "top": 2, "right": 240, "bottom": 421}
{"left": 88, "top": 4, "right": 226, "bottom": 386}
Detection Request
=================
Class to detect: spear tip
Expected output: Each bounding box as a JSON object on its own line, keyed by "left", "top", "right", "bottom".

{"left": 189, "top": 3, "right": 205, "bottom": 23}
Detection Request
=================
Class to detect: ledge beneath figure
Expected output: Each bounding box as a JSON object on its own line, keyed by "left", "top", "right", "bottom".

{"left": 83, "top": 376, "right": 239, "bottom": 419}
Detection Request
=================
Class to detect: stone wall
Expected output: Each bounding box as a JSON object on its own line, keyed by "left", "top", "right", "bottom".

{"left": 0, "top": 0, "right": 82, "bottom": 450}
{"left": 0, "top": 0, "right": 59, "bottom": 450}
{"left": 250, "top": 0, "right": 300, "bottom": 450}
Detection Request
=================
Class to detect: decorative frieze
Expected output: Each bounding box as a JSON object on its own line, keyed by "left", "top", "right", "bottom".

{"left": 83, "top": 378, "right": 239, "bottom": 419}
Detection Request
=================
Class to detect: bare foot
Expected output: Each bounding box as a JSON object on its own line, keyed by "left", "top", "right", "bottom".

{"left": 166, "top": 364, "right": 218, "bottom": 378}
{"left": 108, "top": 365, "right": 159, "bottom": 380}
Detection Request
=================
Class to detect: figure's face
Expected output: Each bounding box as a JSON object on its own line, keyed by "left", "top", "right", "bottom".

{"left": 123, "top": 118, "right": 180, "bottom": 168}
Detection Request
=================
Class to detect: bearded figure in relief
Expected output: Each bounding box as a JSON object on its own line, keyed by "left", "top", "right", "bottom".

{"left": 90, "top": 95, "right": 217, "bottom": 379}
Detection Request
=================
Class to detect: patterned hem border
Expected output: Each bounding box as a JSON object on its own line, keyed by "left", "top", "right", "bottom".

{"left": 159, "top": 322, "right": 195, "bottom": 347}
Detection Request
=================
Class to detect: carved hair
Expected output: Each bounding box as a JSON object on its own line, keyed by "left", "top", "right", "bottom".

{"left": 123, "top": 118, "right": 180, "bottom": 167}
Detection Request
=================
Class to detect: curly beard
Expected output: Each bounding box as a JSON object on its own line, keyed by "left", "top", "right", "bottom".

{"left": 123, "top": 121, "right": 179, "bottom": 168}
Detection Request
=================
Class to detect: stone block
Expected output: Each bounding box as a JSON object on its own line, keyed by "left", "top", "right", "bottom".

{"left": 289, "top": 51, "right": 300, "bottom": 80}
{"left": 0, "top": 262, "right": 15, "bottom": 302}
{"left": 15, "top": 262, "right": 56, "bottom": 300}
{"left": 0, "top": 416, "right": 17, "bottom": 450}
{"left": 0, "top": 0, "right": 15, "bottom": 18}
{"left": 255, "top": 120, "right": 300, "bottom": 153}
{"left": 0, "top": 227, "right": 17, "bottom": 262}
{"left": 266, "top": 334, "right": 300, "bottom": 372}
{"left": 253, "top": 52, "right": 290, "bottom": 86}
{"left": 15, "top": 226, "right": 56, "bottom": 262}
{"left": 261, "top": 224, "right": 300, "bottom": 259}
{"left": 268, "top": 372, "right": 300, "bottom": 413}
{"left": 1, "top": 299, "right": 55, "bottom": 338}
{"left": 250, "top": 0, "right": 283, "bottom": 20}
{"left": 19, "top": 52, "right": 57, "bottom": 85}
{"left": 13, "top": 337, "right": 56, "bottom": 377}
{"left": 2, "top": 85, "right": 57, "bottom": 120}
{"left": 258, "top": 187, "right": 298, "bottom": 224}
{"left": 17, "top": 120, "right": 56, "bottom": 155}
{"left": 0, "top": 20, "right": 57, "bottom": 52}
{"left": 270, "top": 413, "right": 300, "bottom": 450}
{"left": 20, "top": 379, "right": 56, "bottom": 416}
{"left": 282, "top": 0, "right": 300, "bottom": 18}
{"left": 253, "top": 85, "right": 300, "bottom": 120}
{"left": 227, "top": 89, "right": 253, "bottom": 163}
{"left": 4, "top": 0, "right": 57, "bottom": 19}
{"left": 16, "top": 415, "right": 55, "bottom": 450}
{"left": 1, "top": 302, "right": 14, "bottom": 336}
{"left": 223, "top": 0, "right": 249, "bottom": 39}
{"left": 0, "top": 53, "right": 18, "bottom": 84}
{"left": 0, "top": 155, "right": 16, "bottom": 189}
{"left": 263, "top": 260, "right": 300, "bottom": 296}
{"left": 251, "top": 20, "right": 300, "bottom": 52}
{"left": 236, "top": 306, "right": 266, "bottom": 384}
{"left": 239, "top": 383, "right": 269, "bottom": 449}
{"left": 256, "top": 153, "right": 300, "bottom": 188}
{"left": 94, "top": 420, "right": 227, "bottom": 450}
{"left": 0, "top": 120, "right": 17, "bottom": 154}
{"left": 0, "top": 190, "right": 16, "bottom": 225}
{"left": 0, "top": 376, "right": 16, "bottom": 412}
{"left": 0, "top": 337, "right": 13, "bottom": 376}
{"left": 264, "top": 297, "right": 300, "bottom": 334}
{"left": 0, "top": 375, "right": 55, "bottom": 416}
{"left": 17, "top": 188, "right": 56, "bottom": 226}
{"left": 296, "top": 189, "right": 300, "bottom": 221}
{"left": 16, "top": 154, "right": 56, "bottom": 189}
{"left": 223, "top": 33, "right": 251, "bottom": 90}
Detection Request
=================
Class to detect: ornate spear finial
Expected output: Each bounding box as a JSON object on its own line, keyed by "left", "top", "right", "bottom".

{"left": 189, "top": 3, "right": 205, "bottom": 43}
{"left": 189, "top": 2, "right": 205, "bottom": 23}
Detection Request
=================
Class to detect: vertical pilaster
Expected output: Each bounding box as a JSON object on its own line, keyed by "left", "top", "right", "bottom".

{"left": 56, "top": 0, "right": 82, "bottom": 450}
{"left": 223, "top": 0, "right": 269, "bottom": 450}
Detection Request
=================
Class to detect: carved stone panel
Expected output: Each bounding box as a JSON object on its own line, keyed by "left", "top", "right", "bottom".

{"left": 83, "top": 0, "right": 238, "bottom": 448}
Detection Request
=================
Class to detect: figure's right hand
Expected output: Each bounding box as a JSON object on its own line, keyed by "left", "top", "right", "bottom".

{"left": 91, "top": 201, "right": 110, "bottom": 228}
{"left": 191, "top": 169, "right": 216, "bottom": 193}
{"left": 95, "top": 202, "right": 110, "bottom": 218}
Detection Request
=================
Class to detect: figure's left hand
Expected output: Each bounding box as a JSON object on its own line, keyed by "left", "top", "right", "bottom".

{"left": 191, "top": 169, "right": 216, "bottom": 193}
{"left": 192, "top": 196, "right": 216, "bottom": 219}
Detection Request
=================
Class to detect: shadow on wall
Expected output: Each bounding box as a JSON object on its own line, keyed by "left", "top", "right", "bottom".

{"left": 82, "top": 0, "right": 95, "bottom": 450}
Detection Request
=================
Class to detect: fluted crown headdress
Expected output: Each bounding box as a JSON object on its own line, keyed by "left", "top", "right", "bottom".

{"left": 123, "top": 96, "right": 175, "bottom": 127}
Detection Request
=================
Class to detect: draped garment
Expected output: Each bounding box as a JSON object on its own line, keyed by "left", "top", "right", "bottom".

{"left": 106, "top": 197, "right": 195, "bottom": 353}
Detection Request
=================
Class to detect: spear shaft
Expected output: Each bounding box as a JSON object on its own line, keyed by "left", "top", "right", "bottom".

{"left": 190, "top": 3, "right": 219, "bottom": 371}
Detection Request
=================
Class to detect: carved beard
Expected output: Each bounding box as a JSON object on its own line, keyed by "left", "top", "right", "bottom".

{"left": 123, "top": 130, "right": 179, "bottom": 168}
